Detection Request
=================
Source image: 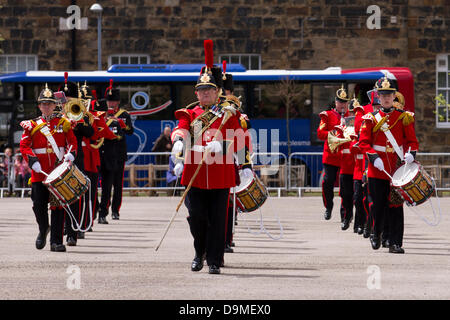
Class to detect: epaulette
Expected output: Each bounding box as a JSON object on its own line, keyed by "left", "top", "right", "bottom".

{"left": 59, "top": 117, "right": 72, "bottom": 133}
{"left": 402, "top": 111, "right": 415, "bottom": 126}
{"left": 362, "top": 113, "right": 375, "bottom": 122}
{"left": 20, "top": 120, "right": 35, "bottom": 131}
{"left": 319, "top": 111, "right": 328, "bottom": 118}
{"left": 174, "top": 108, "right": 191, "bottom": 120}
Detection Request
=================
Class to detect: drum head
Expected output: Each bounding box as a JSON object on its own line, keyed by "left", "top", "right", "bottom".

{"left": 235, "top": 170, "right": 254, "bottom": 193}
{"left": 392, "top": 162, "right": 419, "bottom": 187}
{"left": 45, "top": 161, "right": 70, "bottom": 184}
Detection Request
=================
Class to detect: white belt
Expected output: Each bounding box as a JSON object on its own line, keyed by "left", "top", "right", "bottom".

{"left": 373, "top": 145, "right": 403, "bottom": 154}
{"left": 33, "top": 147, "right": 65, "bottom": 155}
{"left": 356, "top": 154, "right": 364, "bottom": 160}
{"left": 342, "top": 149, "right": 350, "bottom": 154}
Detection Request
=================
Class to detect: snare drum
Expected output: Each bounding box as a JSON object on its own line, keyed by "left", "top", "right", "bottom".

{"left": 43, "top": 161, "right": 89, "bottom": 207}
{"left": 391, "top": 162, "right": 434, "bottom": 206}
{"left": 234, "top": 171, "right": 268, "bottom": 213}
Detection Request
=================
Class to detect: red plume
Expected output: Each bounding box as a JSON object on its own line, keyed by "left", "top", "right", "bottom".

{"left": 222, "top": 60, "right": 227, "bottom": 74}
{"left": 64, "top": 72, "right": 68, "bottom": 91}
{"left": 203, "top": 39, "right": 214, "bottom": 69}
{"left": 105, "top": 79, "right": 114, "bottom": 97}
{"left": 92, "top": 89, "right": 97, "bottom": 100}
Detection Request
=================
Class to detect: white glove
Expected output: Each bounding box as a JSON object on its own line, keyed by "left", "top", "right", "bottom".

{"left": 205, "top": 140, "right": 222, "bottom": 153}
{"left": 172, "top": 140, "right": 183, "bottom": 155}
{"left": 64, "top": 152, "right": 75, "bottom": 162}
{"left": 31, "top": 162, "right": 42, "bottom": 173}
{"left": 171, "top": 140, "right": 184, "bottom": 162}
{"left": 373, "top": 158, "right": 384, "bottom": 172}
{"left": 404, "top": 152, "right": 414, "bottom": 164}
{"left": 174, "top": 162, "right": 184, "bottom": 177}
{"left": 241, "top": 168, "right": 253, "bottom": 180}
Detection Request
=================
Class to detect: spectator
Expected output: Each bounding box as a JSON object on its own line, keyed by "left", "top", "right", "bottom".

{"left": 15, "top": 154, "right": 32, "bottom": 191}
{"left": 151, "top": 126, "right": 173, "bottom": 165}
{"left": 0, "top": 147, "right": 13, "bottom": 191}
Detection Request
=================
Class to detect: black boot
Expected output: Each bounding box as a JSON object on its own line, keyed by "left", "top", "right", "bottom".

{"left": 35, "top": 227, "right": 50, "bottom": 250}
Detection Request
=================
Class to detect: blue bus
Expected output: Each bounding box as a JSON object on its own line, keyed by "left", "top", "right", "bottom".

{"left": 0, "top": 64, "right": 414, "bottom": 187}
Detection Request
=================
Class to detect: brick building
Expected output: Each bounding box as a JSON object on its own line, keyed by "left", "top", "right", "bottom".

{"left": 0, "top": 0, "right": 449, "bottom": 151}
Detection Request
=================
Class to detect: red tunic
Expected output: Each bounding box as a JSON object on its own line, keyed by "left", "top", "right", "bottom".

{"left": 172, "top": 104, "right": 242, "bottom": 189}
{"left": 351, "top": 140, "right": 364, "bottom": 180}
{"left": 19, "top": 115, "right": 78, "bottom": 182}
{"left": 83, "top": 111, "right": 117, "bottom": 173}
{"left": 339, "top": 139, "right": 355, "bottom": 175}
{"left": 359, "top": 108, "right": 419, "bottom": 180}
{"left": 317, "top": 109, "right": 346, "bottom": 167}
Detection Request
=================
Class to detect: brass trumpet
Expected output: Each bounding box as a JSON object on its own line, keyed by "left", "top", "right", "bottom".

{"left": 64, "top": 97, "right": 86, "bottom": 122}
{"left": 63, "top": 97, "right": 94, "bottom": 124}
{"left": 328, "top": 131, "right": 352, "bottom": 153}
{"left": 327, "top": 116, "right": 356, "bottom": 153}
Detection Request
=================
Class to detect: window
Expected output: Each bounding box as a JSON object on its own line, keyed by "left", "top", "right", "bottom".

{"left": 436, "top": 54, "right": 450, "bottom": 128}
{"left": 0, "top": 55, "right": 37, "bottom": 74}
{"left": 219, "top": 54, "right": 261, "bottom": 70}
{"left": 219, "top": 54, "right": 262, "bottom": 105}
{"left": 108, "top": 54, "right": 150, "bottom": 67}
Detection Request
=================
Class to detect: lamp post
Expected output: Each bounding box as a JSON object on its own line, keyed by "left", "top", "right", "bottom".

{"left": 90, "top": 3, "right": 103, "bottom": 70}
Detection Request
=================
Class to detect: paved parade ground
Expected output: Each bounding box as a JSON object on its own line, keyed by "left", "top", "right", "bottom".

{"left": 0, "top": 196, "right": 449, "bottom": 301}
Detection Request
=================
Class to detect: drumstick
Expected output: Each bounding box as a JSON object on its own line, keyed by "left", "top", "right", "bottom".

{"left": 382, "top": 169, "right": 394, "bottom": 181}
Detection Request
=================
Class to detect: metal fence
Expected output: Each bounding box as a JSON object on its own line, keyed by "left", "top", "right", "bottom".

{"left": 1, "top": 151, "right": 450, "bottom": 198}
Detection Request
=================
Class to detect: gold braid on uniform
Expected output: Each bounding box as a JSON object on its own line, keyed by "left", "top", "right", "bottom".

{"left": 372, "top": 111, "right": 414, "bottom": 133}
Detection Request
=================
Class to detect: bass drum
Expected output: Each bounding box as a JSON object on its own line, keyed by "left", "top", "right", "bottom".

{"left": 234, "top": 170, "right": 268, "bottom": 213}
{"left": 44, "top": 161, "right": 89, "bottom": 207}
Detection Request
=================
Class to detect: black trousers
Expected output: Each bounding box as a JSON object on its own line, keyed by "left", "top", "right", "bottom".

{"left": 322, "top": 164, "right": 340, "bottom": 213}
{"left": 31, "top": 182, "right": 65, "bottom": 245}
{"left": 368, "top": 178, "right": 391, "bottom": 239}
{"left": 99, "top": 161, "right": 125, "bottom": 218}
{"left": 353, "top": 180, "right": 366, "bottom": 229}
{"left": 185, "top": 187, "right": 230, "bottom": 266}
{"left": 387, "top": 206, "right": 404, "bottom": 246}
{"left": 363, "top": 181, "right": 372, "bottom": 231}
{"left": 339, "top": 174, "right": 353, "bottom": 222}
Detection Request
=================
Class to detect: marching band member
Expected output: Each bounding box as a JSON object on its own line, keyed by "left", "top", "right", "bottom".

{"left": 348, "top": 98, "right": 366, "bottom": 234}
{"left": 98, "top": 84, "right": 133, "bottom": 223}
{"left": 80, "top": 87, "right": 118, "bottom": 231}
{"left": 60, "top": 80, "right": 94, "bottom": 246}
{"left": 337, "top": 99, "right": 359, "bottom": 231}
{"left": 19, "top": 84, "right": 77, "bottom": 252}
{"left": 170, "top": 40, "right": 244, "bottom": 274}
{"left": 317, "top": 86, "right": 350, "bottom": 220}
{"left": 356, "top": 91, "right": 382, "bottom": 238}
{"left": 359, "top": 76, "right": 419, "bottom": 253}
